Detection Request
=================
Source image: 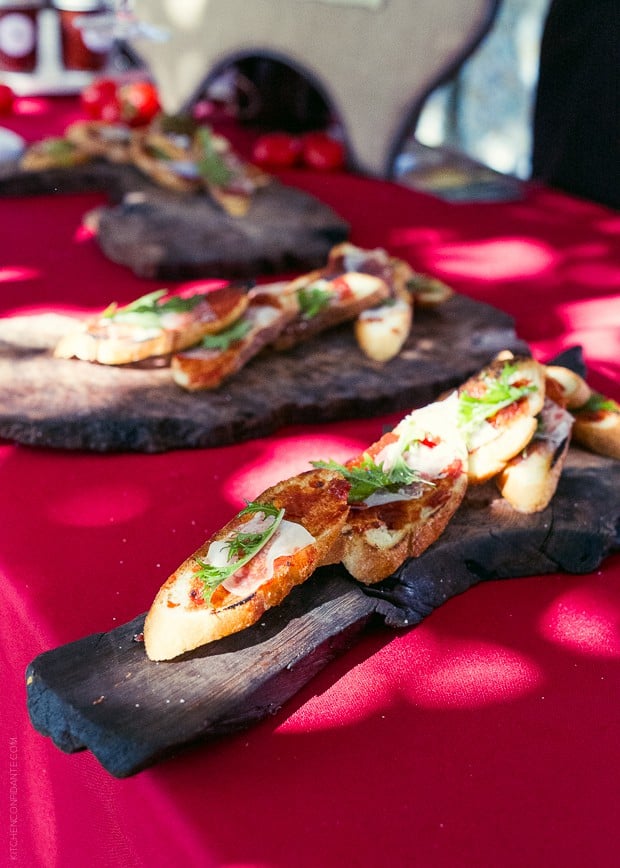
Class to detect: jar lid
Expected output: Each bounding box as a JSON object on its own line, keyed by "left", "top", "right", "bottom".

{"left": 0, "top": 1, "right": 46, "bottom": 9}
{"left": 52, "top": 0, "right": 106, "bottom": 10}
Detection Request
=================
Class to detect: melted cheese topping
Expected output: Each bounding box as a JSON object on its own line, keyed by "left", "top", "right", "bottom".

{"left": 374, "top": 395, "right": 467, "bottom": 481}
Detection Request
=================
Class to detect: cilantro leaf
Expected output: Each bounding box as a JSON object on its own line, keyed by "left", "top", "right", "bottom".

{"left": 297, "top": 283, "right": 332, "bottom": 319}
{"left": 457, "top": 363, "right": 537, "bottom": 440}
{"left": 102, "top": 289, "right": 207, "bottom": 329}
{"left": 195, "top": 127, "right": 234, "bottom": 187}
{"left": 201, "top": 317, "right": 252, "bottom": 351}
{"left": 312, "top": 454, "right": 427, "bottom": 503}
{"left": 578, "top": 392, "right": 619, "bottom": 414}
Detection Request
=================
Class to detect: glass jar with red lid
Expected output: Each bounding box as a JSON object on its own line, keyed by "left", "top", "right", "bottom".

{"left": 0, "top": 1, "right": 45, "bottom": 73}
{"left": 53, "top": 0, "right": 113, "bottom": 71}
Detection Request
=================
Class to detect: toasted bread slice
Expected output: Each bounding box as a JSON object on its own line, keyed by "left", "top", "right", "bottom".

{"left": 143, "top": 468, "right": 351, "bottom": 660}
{"left": 20, "top": 136, "right": 91, "bottom": 171}
{"left": 354, "top": 294, "right": 413, "bottom": 362}
{"left": 404, "top": 272, "right": 454, "bottom": 308}
{"left": 171, "top": 282, "right": 299, "bottom": 390}
{"left": 571, "top": 392, "right": 620, "bottom": 460}
{"left": 65, "top": 120, "right": 134, "bottom": 163}
{"left": 54, "top": 285, "right": 249, "bottom": 366}
{"left": 545, "top": 365, "right": 592, "bottom": 410}
{"left": 273, "top": 271, "right": 390, "bottom": 350}
{"left": 206, "top": 160, "right": 270, "bottom": 217}
{"left": 317, "top": 395, "right": 469, "bottom": 583}
{"left": 496, "top": 398, "right": 574, "bottom": 513}
{"left": 130, "top": 129, "right": 202, "bottom": 193}
{"left": 456, "top": 354, "right": 546, "bottom": 483}
{"left": 192, "top": 126, "right": 270, "bottom": 216}
{"left": 326, "top": 243, "right": 415, "bottom": 361}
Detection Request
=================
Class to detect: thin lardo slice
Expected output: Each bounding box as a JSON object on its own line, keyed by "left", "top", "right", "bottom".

{"left": 457, "top": 354, "right": 546, "bottom": 483}
{"left": 571, "top": 392, "right": 620, "bottom": 460}
{"left": 171, "top": 282, "right": 299, "bottom": 391}
{"left": 54, "top": 285, "right": 249, "bottom": 366}
{"left": 143, "top": 468, "right": 351, "bottom": 660}
{"left": 319, "top": 395, "right": 469, "bottom": 583}
{"left": 496, "top": 398, "right": 574, "bottom": 513}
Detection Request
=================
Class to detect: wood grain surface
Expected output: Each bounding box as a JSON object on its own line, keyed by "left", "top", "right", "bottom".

{"left": 25, "top": 447, "right": 620, "bottom": 777}
{"left": 0, "top": 294, "right": 529, "bottom": 452}
{"left": 0, "top": 160, "right": 349, "bottom": 280}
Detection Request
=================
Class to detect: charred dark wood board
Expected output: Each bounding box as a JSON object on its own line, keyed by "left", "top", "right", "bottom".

{"left": 0, "top": 160, "right": 349, "bottom": 280}
{"left": 25, "top": 448, "right": 620, "bottom": 778}
{"left": 0, "top": 293, "right": 529, "bottom": 453}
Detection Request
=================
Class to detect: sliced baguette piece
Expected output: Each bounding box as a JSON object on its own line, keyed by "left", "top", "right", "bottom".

{"left": 456, "top": 354, "right": 546, "bottom": 483}
{"left": 545, "top": 365, "right": 592, "bottom": 409}
{"left": 129, "top": 129, "right": 202, "bottom": 193}
{"left": 354, "top": 294, "right": 413, "bottom": 362}
{"left": 318, "top": 394, "right": 469, "bottom": 583}
{"left": 327, "top": 243, "right": 415, "bottom": 361}
{"left": 65, "top": 120, "right": 134, "bottom": 163}
{"left": 571, "top": 392, "right": 620, "bottom": 460}
{"left": 171, "top": 282, "right": 299, "bottom": 390}
{"left": 272, "top": 271, "right": 390, "bottom": 350}
{"left": 54, "top": 285, "right": 249, "bottom": 366}
{"left": 192, "top": 126, "right": 270, "bottom": 216}
{"left": 404, "top": 272, "right": 454, "bottom": 308}
{"left": 496, "top": 397, "right": 574, "bottom": 513}
{"left": 143, "top": 468, "right": 351, "bottom": 660}
{"left": 20, "top": 136, "right": 91, "bottom": 171}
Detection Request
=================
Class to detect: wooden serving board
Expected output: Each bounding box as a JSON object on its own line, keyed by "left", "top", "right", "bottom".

{"left": 0, "top": 294, "right": 529, "bottom": 453}
{"left": 25, "top": 447, "right": 620, "bottom": 778}
{"left": 0, "top": 160, "right": 349, "bottom": 280}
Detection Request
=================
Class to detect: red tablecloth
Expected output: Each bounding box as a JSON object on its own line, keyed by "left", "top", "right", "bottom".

{"left": 1, "top": 97, "right": 619, "bottom": 868}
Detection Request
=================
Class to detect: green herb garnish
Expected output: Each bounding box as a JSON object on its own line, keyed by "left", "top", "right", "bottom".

{"left": 201, "top": 317, "right": 252, "bottom": 351}
{"left": 194, "top": 501, "right": 284, "bottom": 600}
{"left": 195, "top": 127, "right": 234, "bottom": 187}
{"left": 457, "top": 363, "right": 537, "bottom": 441}
{"left": 42, "top": 137, "right": 80, "bottom": 166}
{"left": 297, "top": 283, "right": 332, "bottom": 319}
{"left": 102, "top": 289, "right": 206, "bottom": 329}
{"left": 145, "top": 143, "right": 175, "bottom": 161}
{"left": 313, "top": 451, "right": 427, "bottom": 504}
{"left": 577, "top": 392, "right": 619, "bottom": 414}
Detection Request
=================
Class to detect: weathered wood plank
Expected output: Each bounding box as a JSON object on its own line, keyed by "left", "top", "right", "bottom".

{"left": 0, "top": 295, "right": 528, "bottom": 452}
{"left": 0, "top": 161, "right": 349, "bottom": 280}
{"left": 25, "top": 448, "right": 620, "bottom": 778}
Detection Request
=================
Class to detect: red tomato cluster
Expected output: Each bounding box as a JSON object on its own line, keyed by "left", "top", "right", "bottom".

{"left": 252, "top": 130, "right": 346, "bottom": 171}
{"left": 0, "top": 84, "right": 15, "bottom": 116}
{"left": 80, "top": 78, "right": 161, "bottom": 127}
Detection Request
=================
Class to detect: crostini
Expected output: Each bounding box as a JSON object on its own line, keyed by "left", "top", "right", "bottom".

{"left": 571, "top": 392, "right": 620, "bottom": 460}
{"left": 496, "top": 397, "right": 574, "bottom": 513}
{"left": 314, "top": 394, "right": 469, "bottom": 583}
{"left": 171, "top": 281, "right": 299, "bottom": 390}
{"left": 144, "top": 468, "right": 351, "bottom": 660}
{"left": 54, "top": 285, "right": 249, "bottom": 366}
{"left": 454, "top": 353, "right": 546, "bottom": 483}
{"left": 272, "top": 271, "right": 390, "bottom": 350}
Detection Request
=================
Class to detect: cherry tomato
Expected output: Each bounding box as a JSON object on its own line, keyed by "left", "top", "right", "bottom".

{"left": 301, "top": 132, "right": 346, "bottom": 171}
{"left": 118, "top": 81, "right": 161, "bottom": 127}
{"left": 0, "top": 83, "right": 15, "bottom": 116}
{"left": 80, "top": 77, "right": 119, "bottom": 119}
{"left": 252, "top": 132, "right": 301, "bottom": 168}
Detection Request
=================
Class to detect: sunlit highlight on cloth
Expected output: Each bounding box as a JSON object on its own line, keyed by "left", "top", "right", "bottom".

{"left": 540, "top": 589, "right": 620, "bottom": 657}
{"left": 427, "top": 238, "right": 558, "bottom": 281}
